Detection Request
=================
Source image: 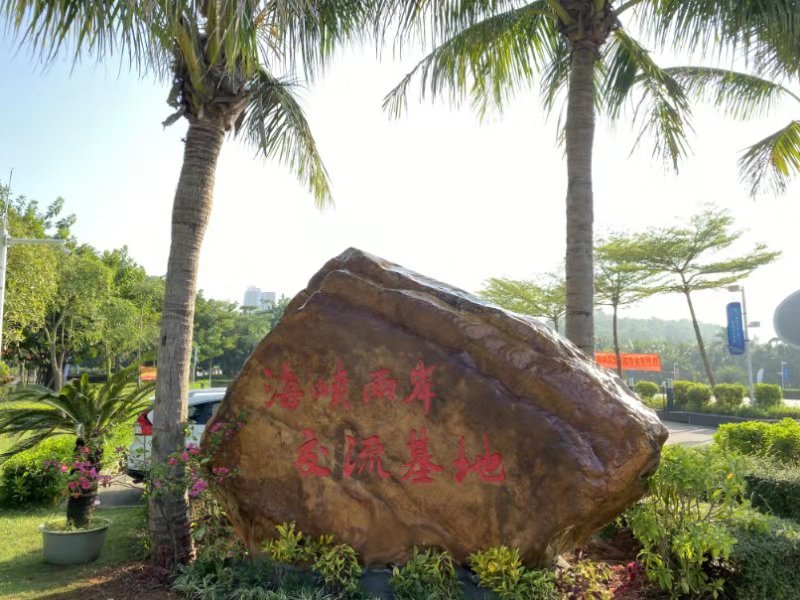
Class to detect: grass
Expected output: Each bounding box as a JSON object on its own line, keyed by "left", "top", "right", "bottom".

{"left": 0, "top": 505, "right": 146, "bottom": 599}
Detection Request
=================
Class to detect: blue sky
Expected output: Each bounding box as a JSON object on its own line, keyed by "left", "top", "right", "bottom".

{"left": 2, "top": 28, "right": 799, "bottom": 343}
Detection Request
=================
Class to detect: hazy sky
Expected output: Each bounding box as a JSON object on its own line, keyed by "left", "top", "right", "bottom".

{"left": 1, "top": 26, "right": 798, "bottom": 344}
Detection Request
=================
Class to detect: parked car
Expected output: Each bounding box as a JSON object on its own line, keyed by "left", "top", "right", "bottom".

{"left": 126, "top": 387, "right": 226, "bottom": 482}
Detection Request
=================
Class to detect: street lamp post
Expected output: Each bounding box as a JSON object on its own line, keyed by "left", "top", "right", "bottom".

{"left": 1, "top": 183, "right": 67, "bottom": 361}
{"left": 728, "top": 284, "right": 756, "bottom": 402}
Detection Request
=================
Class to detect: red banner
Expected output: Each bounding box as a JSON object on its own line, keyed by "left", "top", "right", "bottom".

{"left": 595, "top": 353, "right": 662, "bottom": 372}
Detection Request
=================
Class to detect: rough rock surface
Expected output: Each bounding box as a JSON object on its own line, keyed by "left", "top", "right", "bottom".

{"left": 205, "top": 248, "right": 668, "bottom": 566}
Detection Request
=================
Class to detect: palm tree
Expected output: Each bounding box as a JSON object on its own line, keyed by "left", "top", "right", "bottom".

{"left": 0, "top": 368, "right": 154, "bottom": 528}
{"left": 1, "top": 0, "right": 365, "bottom": 567}
{"left": 663, "top": 67, "right": 800, "bottom": 196}
{"left": 381, "top": 0, "right": 795, "bottom": 355}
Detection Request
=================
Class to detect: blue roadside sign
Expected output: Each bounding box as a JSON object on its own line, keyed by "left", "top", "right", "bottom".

{"left": 727, "top": 302, "right": 746, "bottom": 355}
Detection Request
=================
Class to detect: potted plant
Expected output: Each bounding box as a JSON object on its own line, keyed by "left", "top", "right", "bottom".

{"left": 0, "top": 366, "right": 153, "bottom": 565}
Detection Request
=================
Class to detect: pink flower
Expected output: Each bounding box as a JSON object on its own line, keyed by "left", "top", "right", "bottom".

{"left": 60, "top": 464, "right": 69, "bottom": 473}
{"left": 168, "top": 457, "right": 178, "bottom": 465}
{"left": 80, "top": 479, "right": 92, "bottom": 490}
{"left": 188, "top": 446, "right": 201, "bottom": 456}
{"left": 189, "top": 479, "right": 207, "bottom": 498}
{"left": 180, "top": 452, "right": 189, "bottom": 462}
{"left": 211, "top": 467, "right": 230, "bottom": 476}
{"left": 210, "top": 422, "right": 223, "bottom": 433}
{"left": 153, "top": 480, "right": 163, "bottom": 489}
{"left": 80, "top": 447, "right": 90, "bottom": 455}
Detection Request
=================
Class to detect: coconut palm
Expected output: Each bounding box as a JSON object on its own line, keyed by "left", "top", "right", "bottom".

{"left": 1, "top": 0, "right": 366, "bottom": 566}
{"left": 0, "top": 368, "right": 154, "bottom": 528}
{"left": 381, "top": 0, "right": 796, "bottom": 355}
{"left": 662, "top": 67, "right": 800, "bottom": 196}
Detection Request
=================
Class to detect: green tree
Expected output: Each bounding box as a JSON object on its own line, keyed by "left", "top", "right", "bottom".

{"left": 0, "top": 368, "right": 153, "bottom": 527}
{"left": 0, "top": 189, "right": 72, "bottom": 351}
{"left": 192, "top": 293, "right": 238, "bottom": 383}
{"left": 595, "top": 236, "right": 660, "bottom": 377}
{"left": 382, "top": 0, "right": 794, "bottom": 355}
{"left": 607, "top": 208, "right": 779, "bottom": 387}
{"left": 1, "top": 0, "right": 366, "bottom": 566}
{"left": 479, "top": 273, "right": 565, "bottom": 332}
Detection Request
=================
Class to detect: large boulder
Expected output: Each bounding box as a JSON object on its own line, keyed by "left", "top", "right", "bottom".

{"left": 205, "top": 248, "right": 667, "bottom": 566}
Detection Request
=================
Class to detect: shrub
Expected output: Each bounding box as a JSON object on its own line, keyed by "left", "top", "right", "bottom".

{"left": 713, "top": 384, "right": 746, "bottom": 409}
{"left": 765, "top": 419, "right": 800, "bottom": 463}
{"left": 685, "top": 382, "right": 712, "bottom": 410}
{"left": 0, "top": 361, "right": 12, "bottom": 384}
{"left": 390, "top": 547, "right": 463, "bottom": 600}
{"left": 557, "top": 559, "right": 612, "bottom": 599}
{"left": 312, "top": 543, "right": 362, "bottom": 595}
{"left": 672, "top": 380, "right": 693, "bottom": 409}
{"left": 715, "top": 422, "right": 772, "bottom": 457}
{"left": 754, "top": 384, "right": 783, "bottom": 409}
{"left": 743, "top": 464, "right": 800, "bottom": 522}
{"left": 468, "top": 546, "right": 558, "bottom": 600}
{"left": 727, "top": 519, "right": 800, "bottom": 600}
{"left": 0, "top": 436, "right": 74, "bottom": 507}
{"left": 626, "top": 445, "right": 748, "bottom": 599}
{"left": 635, "top": 381, "right": 660, "bottom": 400}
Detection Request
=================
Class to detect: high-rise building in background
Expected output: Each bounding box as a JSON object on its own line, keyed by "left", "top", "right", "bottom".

{"left": 243, "top": 287, "right": 277, "bottom": 309}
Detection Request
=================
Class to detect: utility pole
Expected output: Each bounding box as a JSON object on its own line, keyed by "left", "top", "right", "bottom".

{"left": 0, "top": 171, "right": 67, "bottom": 360}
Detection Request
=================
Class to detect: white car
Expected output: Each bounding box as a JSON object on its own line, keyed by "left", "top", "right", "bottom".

{"left": 126, "top": 387, "right": 227, "bottom": 482}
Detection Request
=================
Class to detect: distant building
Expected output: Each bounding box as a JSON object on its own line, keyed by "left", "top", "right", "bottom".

{"left": 243, "top": 287, "right": 277, "bottom": 310}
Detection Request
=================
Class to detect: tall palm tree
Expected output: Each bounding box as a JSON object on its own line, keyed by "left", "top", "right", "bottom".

{"left": 1, "top": 0, "right": 365, "bottom": 567}
{"left": 0, "top": 368, "right": 154, "bottom": 527}
{"left": 381, "top": 0, "right": 796, "bottom": 355}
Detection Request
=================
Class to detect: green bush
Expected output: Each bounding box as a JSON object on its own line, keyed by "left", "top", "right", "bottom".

{"left": 754, "top": 384, "right": 783, "bottom": 409}
{"left": 715, "top": 422, "right": 772, "bottom": 456}
{"left": 468, "top": 546, "right": 558, "bottom": 600}
{"left": 743, "top": 465, "right": 800, "bottom": 522}
{"left": 0, "top": 361, "right": 12, "bottom": 384}
{"left": 685, "top": 382, "right": 712, "bottom": 410}
{"left": 312, "top": 543, "right": 362, "bottom": 595}
{"left": 713, "top": 384, "right": 746, "bottom": 409}
{"left": 765, "top": 419, "right": 800, "bottom": 463}
{"left": 727, "top": 519, "right": 800, "bottom": 600}
{"left": 626, "top": 445, "right": 748, "bottom": 599}
{"left": 390, "top": 547, "right": 463, "bottom": 600}
{"left": 635, "top": 381, "right": 660, "bottom": 400}
{"left": 672, "top": 380, "right": 693, "bottom": 409}
{"left": 0, "top": 436, "right": 74, "bottom": 507}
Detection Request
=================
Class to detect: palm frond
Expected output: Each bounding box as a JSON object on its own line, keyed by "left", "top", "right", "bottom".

{"left": 601, "top": 29, "right": 692, "bottom": 170}
{"left": 383, "top": 2, "right": 559, "bottom": 120}
{"left": 239, "top": 69, "right": 332, "bottom": 206}
{"left": 0, "top": 429, "right": 61, "bottom": 463}
{"left": 739, "top": 120, "right": 800, "bottom": 196}
{"left": 664, "top": 66, "right": 800, "bottom": 119}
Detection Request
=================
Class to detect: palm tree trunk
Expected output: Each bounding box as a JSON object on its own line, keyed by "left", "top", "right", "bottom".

{"left": 149, "top": 114, "right": 227, "bottom": 569}
{"left": 612, "top": 303, "right": 622, "bottom": 379}
{"left": 684, "top": 288, "right": 715, "bottom": 387}
{"left": 564, "top": 40, "right": 597, "bottom": 356}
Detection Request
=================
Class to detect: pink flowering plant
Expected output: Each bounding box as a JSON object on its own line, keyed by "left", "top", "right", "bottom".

{"left": 147, "top": 413, "right": 247, "bottom": 560}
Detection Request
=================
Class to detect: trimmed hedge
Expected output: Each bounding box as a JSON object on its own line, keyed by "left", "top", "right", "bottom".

{"left": 0, "top": 435, "right": 74, "bottom": 507}
{"left": 728, "top": 520, "right": 800, "bottom": 600}
{"left": 754, "top": 383, "right": 783, "bottom": 408}
{"left": 744, "top": 469, "right": 800, "bottom": 522}
{"left": 715, "top": 419, "right": 800, "bottom": 463}
{"left": 713, "top": 384, "right": 746, "bottom": 409}
{"left": 634, "top": 381, "right": 659, "bottom": 400}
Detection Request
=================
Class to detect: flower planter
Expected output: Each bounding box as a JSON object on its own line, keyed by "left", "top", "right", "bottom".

{"left": 40, "top": 517, "right": 112, "bottom": 565}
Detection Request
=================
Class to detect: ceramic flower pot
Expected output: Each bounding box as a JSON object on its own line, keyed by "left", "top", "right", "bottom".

{"left": 40, "top": 517, "right": 112, "bottom": 565}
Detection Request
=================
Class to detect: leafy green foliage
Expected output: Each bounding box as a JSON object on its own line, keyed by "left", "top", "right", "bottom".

{"left": 0, "top": 435, "right": 72, "bottom": 507}
{"left": 713, "top": 384, "right": 745, "bottom": 409}
{"left": 312, "top": 543, "right": 362, "bottom": 595}
{"left": 740, "top": 459, "right": 800, "bottom": 522}
{"left": 556, "top": 559, "right": 612, "bottom": 600}
{"left": 715, "top": 422, "right": 772, "bottom": 457}
{"left": 390, "top": 547, "right": 463, "bottom": 600}
{"left": 635, "top": 381, "right": 660, "bottom": 400}
{"left": 754, "top": 383, "right": 783, "bottom": 408}
{"left": 672, "top": 380, "right": 711, "bottom": 410}
{"left": 626, "top": 445, "right": 748, "bottom": 599}
{"left": 468, "top": 546, "right": 557, "bottom": 599}
{"left": 727, "top": 519, "right": 800, "bottom": 600}
{"left": 263, "top": 522, "right": 334, "bottom": 566}
{"left": 479, "top": 272, "right": 565, "bottom": 332}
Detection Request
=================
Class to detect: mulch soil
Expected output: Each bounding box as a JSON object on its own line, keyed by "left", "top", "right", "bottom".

{"left": 41, "top": 562, "right": 179, "bottom": 600}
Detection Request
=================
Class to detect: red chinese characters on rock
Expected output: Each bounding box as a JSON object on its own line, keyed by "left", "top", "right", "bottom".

{"left": 452, "top": 433, "right": 505, "bottom": 484}
{"left": 295, "top": 429, "right": 331, "bottom": 477}
{"left": 362, "top": 369, "right": 398, "bottom": 404}
{"left": 404, "top": 361, "right": 436, "bottom": 416}
{"left": 263, "top": 363, "right": 304, "bottom": 410}
{"left": 310, "top": 362, "right": 351, "bottom": 411}
{"left": 343, "top": 435, "right": 390, "bottom": 479}
{"left": 401, "top": 428, "right": 443, "bottom": 484}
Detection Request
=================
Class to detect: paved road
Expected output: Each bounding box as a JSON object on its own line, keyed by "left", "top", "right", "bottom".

{"left": 664, "top": 421, "right": 716, "bottom": 446}
{"left": 97, "top": 475, "right": 145, "bottom": 508}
